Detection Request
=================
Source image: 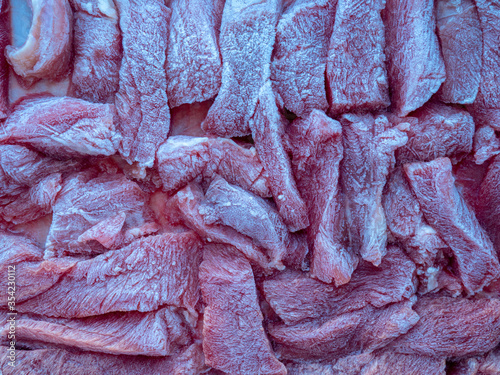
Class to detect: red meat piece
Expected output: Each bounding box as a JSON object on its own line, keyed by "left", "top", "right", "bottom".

{"left": 169, "top": 101, "right": 211, "bottom": 137}
{"left": 362, "top": 352, "right": 446, "bottom": 375}
{"left": 383, "top": 0, "right": 446, "bottom": 116}
{"left": 271, "top": 0, "right": 335, "bottom": 117}
{"left": 200, "top": 244, "right": 286, "bottom": 375}
{"left": 477, "top": 155, "right": 500, "bottom": 253}
{"left": 473, "top": 125, "right": 500, "bottom": 164}
{"left": 479, "top": 348, "right": 500, "bottom": 375}
{"left": 0, "top": 0, "right": 8, "bottom": 119}
{"left": 285, "top": 352, "right": 374, "bottom": 375}
{"left": 327, "top": 0, "right": 390, "bottom": 116}
{"left": 201, "top": 0, "right": 280, "bottom": 137}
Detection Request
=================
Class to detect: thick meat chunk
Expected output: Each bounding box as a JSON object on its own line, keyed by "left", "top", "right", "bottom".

{"left": 340, "top": 113, "right": 408, "bottom": 265}
{"left": 474, "top": 126, "right": 500, "bottom": 165}
{"left": 288, "top": 110, "right": 356, "bottom": 285}
{"left": 166, "top": 0, "right": 223, "bottom": 107}
{"left": 17, "top": 232, "right": 202, "bottom": 317}
{"left": 327, "top": 0, "right": 390, "bottom": 115}
{"left": 362, "top": 352, "right": 446, "bottom": 375}
{"left": 405, "top": 157, "right": 500, "bottom": 293}
{"left": 0, "top": 96, "right": 121, "bottom": 158}
{"left": 0, "top": 0, "right": 8, "bottom": 119}
{"left": 201, "top": 0, "right": 280, "bottom": 137}
{"left": 69, "top": 0, "right": 122, "bottom": 103}
{"left": 114, "top": 0, "right": 171, "bottom": 168}
{"left": 383, "top": 0, "right": 446, "bottom": 116}
{"left": 200, "top": 244, "right": 286, "bottom": 375}
{"left": 271, "top": 0, "right": 335, "bottom": 117}
{"left": 436, "top": 0, "right": 482, "bottom": 104}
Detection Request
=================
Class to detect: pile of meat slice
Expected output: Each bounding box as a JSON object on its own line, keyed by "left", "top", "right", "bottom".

{"left": 2, "top": 0, "right": 500, "bottom": 374}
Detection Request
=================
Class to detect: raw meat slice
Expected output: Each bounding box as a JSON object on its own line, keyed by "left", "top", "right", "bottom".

{"left": 250, "top": 82, "right": 309, "bottom": 232}
{"left": 271, "top": 0, "right": 335, "bottom": 117}
{"left": 383, "top": 0, "right": 446, "bottom": 116}
{"left": 435, "top": 0, "right": 482, "bottom": 104}
{"left": 169, "top": 101, "right": 211, "bottom": 137}
{"left": 392, "top": 296, "right": 500, "bottom": 357}
{"left": 69, "top": 0, "right": 122, "bottom": 103}
{"left": 0, "top": 0, "right": 8, "bottom": 119}
{"left": 340, "top": 113, "right": 408, "bottom": 265}
{"left": 200, "top": 244, "right": 286, "bottom": 375}
{"left": 395, "top": 102, "right": 475, "bottom": 164}
{"left": 453, "top": 154, "right": 490, "bottom": 210}
{"left": 201, "top": 0, "right": 280, "bottom": 137}
{"left": 474, "top": 126, "right": 500, "bottom": 164}
{"left": 17, "top": 232, "right": 202, "bottom": 317}
{"left": 114, "top": 0, "right": 171, "bottom": 168}
{"left": 362, "top": 352, "right": 446, "bottom": 375}
{"left": 288, "top": 109, "right": 356, "bottom": 285}
{"left": 45, "top": 172, "right": 159, "bottom": 257}
{"left": 262, "top": 246, "right": 416, "bottom": 325}
{"left": 5, "top": 0, "right": 72, "bottom": 84}
{"left": 166, "top": 0, "right": 223, "bottom": 107}
{"left": 404, "top": 157, "right": 500, "bottom": 293}
{"left": 157, "top": 135, "right": 271, "bottom": 198}
{"left": 327, "top": 0, "right": 390, "bottom": 115}
{"left": 0, "top": 96, "right": 121, "bottom": 158}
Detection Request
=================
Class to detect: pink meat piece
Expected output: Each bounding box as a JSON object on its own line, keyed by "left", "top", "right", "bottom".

{"left": 157, "top": 135, "right": 271, "bottom": 198}
{"left": 200, "top": 244, "right": 286, "bottom": 375}
{"left": 114, "top": 0, "right": 171, "bottom": 168}
{"left": 169, "top": 101, "right": 211, "bottom": 137}
{"left": 468, "top": 106, "right": 500, "bottom": 131}
{"left": 474, "top": 125, "right": 500, "bottom": 164}
{"left": 262, "top": 246, "right": 416, "bottom": 325}
{"left": 395, "top": 102, "right": 475, "bottom": 164}
{"left": 201, "top": 0, "right": 280, "bottom": 137}
{"left": 340, "top": 113, "right": 408, "bottom": 265}
{"left": 0, "top": 96, "right": 121, "bottom": 158}
{"left": 383, "top": 0, "right": 446, "bottom": 116}
{"left": 166, "top": 0, "right": 223, "bottom": 108}
{"left": 271, "top": 0, "right": 335, "bottom": 117}
{"left": 45, "top": 172, "right": 159, "bottom": 257}
{"left": 435, "top": 0, "right": 482, "bottom": 104}
{"left": 0, "top": 0, "right": 8, "bottom": 119}
{"left": 250, "top": 82, "right": 309, "bottom": 232}
{"left": 5, "top": 0, "right": 72, "bottom": 85}
{"left": 69, "top": 0, "right": 122, "bottom": 103}
{"left": 17, "top": 232, "right": 202, "bottom": 317}
{"left": 288, "top": 109, "right": 356, "bottom": 285}
{"left": 404, "top": 157, "right": 500, "bottom": 293}
{"left": 327, "top": 0, "right": 390, "bottom": 116}
{"left": 362, "top": 352, "right": 446, "bottom": 375}
{"left": 392, "top": 296, "right": 500, "bottom": 357}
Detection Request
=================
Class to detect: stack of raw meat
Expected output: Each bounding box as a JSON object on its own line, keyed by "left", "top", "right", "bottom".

{"left": 2, "top": 0, "right": 500, "bottom": 374}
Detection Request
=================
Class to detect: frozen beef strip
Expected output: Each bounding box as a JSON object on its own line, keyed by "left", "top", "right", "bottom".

{"left": 0, "top": 0, "right": 8, "bottom": 119}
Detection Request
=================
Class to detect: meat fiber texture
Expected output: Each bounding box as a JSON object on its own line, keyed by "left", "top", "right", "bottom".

{"left": 0, "top": 0, "right": 9, "bottom": 119}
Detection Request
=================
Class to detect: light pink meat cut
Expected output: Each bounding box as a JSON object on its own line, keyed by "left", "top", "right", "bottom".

{"left": 271, "top": 0, "right": 335, "bottom": 117}
{"left": 169, "top": 101, "right": 211, "bottom": 137}
{"left": 327, "top": 0, "right": 390, "bottom": 116}
{"left": 201, "top": 0, "right": 280, "bottom": 137}
{"left": 200, "top": 244, "right": 286, "bottom": 375}
{"left": 0, "top": 0, "right": 8, "bottom": 119}
{"left": 114, "top": 0, "right": 171, "bottom": 168}
{"left": 383, "top": 0, "right": 446, "bottom": 116}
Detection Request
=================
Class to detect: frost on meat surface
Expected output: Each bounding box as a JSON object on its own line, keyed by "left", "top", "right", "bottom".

{"left": 404, "top": 157, "right": 500, "bottom": 293}
{"left": 327, "top": 0, "right": 390, "bottom": 116}
{"left": 114, "top": 0, "right": 171, "bottom": 168}
{"left": 383, "top": 0, "right": 446, "bottom": 116}
{"left": 69, "top": 0, "right": 122, "bottom": 103}
{"left": 0, "top": 0, "right": 8, "bottom": 119}
{"left": 17, "top": 232, "right": 202, "bottom": 317}
{"left": 200, "top": 244, "right": 286, "bottom": 375}
{"left": 157, "top": 135, "right": 271, "bottom": 198}
{"left": 435, "top": 0, "right": 482, "bottom": 104}
{"left": 477, "top": 155, "right": 500, "bottom": 253}
{"left": 5, "top": 0, "right": 72, "bottom": 85}
{"left": 288, "top": 109, "right": 356, "bottom": 285}
{"left": 362, "top": 351, "right": 446, "bottom": 375}
{"left": 271, "top": 0, "right": 335, "bottom": 117}
{"left": 201, "top": 0, "right": 280, "bottom": 137}
{"left": 474, "top": 125, "right": 500, "bottom": 164}
{"left": 0, "top": 96, "right": 121, "bottom": 158}
{"left": 262, "top": 246, "right": 415, "bottom": 325}
{"left": 250, "top": 82, "right": 309, "bottom": 232}
{"left": 166, "top": 0, "right": 223, "bottom": 108}
{"left": 340, "top": 113, "right": 408, "bottom": 265}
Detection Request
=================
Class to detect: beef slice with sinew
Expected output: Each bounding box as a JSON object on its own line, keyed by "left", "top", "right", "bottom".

{"left": 327, "top": 0, "right": 390, "bottom": 116}
{"left": 288, "top": 109, "right": 356, "bottom": 285}
{"left": 0, "top": 0, "right": 9, "bottom": 119}
{"left": 383, "top": 0, "right": 446, "bottom": 116}
{"left": 271, "top": 0, "right": 335, "bottom": 117}
{"left": 262, "top": 246, "right": 416, "bottom": 325}
{"left": 17, "top": 231, "right": 202, "bottom": 317}
{"left": 69, "top": 0, "right": 122, "bottom": 103}
{"left": 404, "top": 157, "right": 500, "bottom": 293}
{"left": 200, "top": 244, "right": 286, "bottom": 375}
{"left": 340, "top": 113, "right": 408, "bottom": 266}
{"left": 166, "top": 0, "right": 223, "bottom": 108}
{"left": 202, "top": 0, "right": 280, "bottom": 137}
{"left": 114, "top": 0, "right": 171, "bottom": 168}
